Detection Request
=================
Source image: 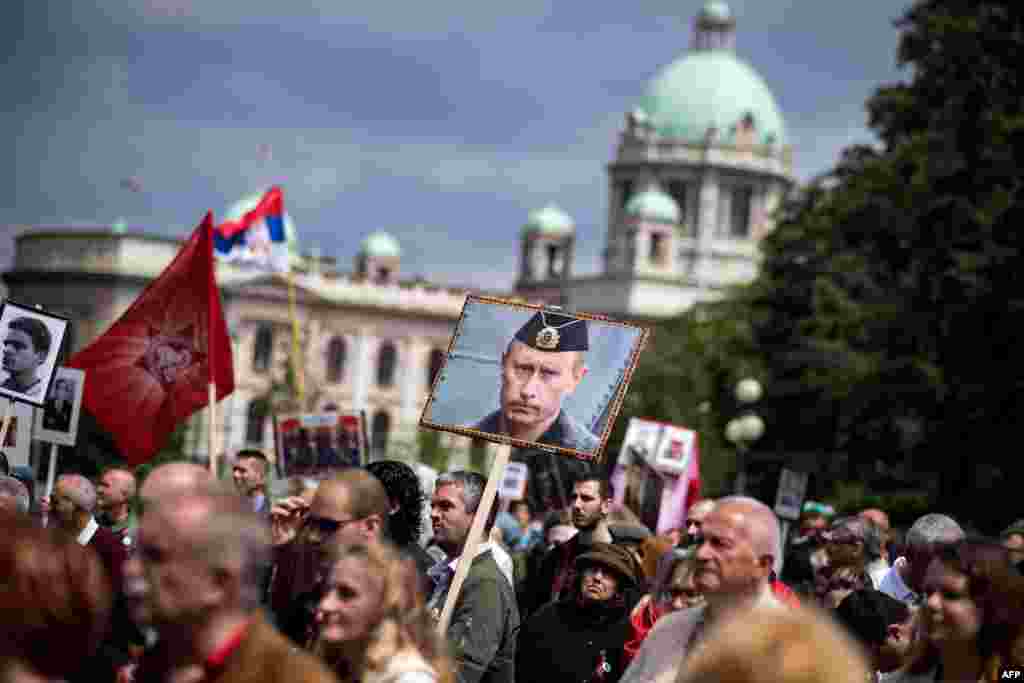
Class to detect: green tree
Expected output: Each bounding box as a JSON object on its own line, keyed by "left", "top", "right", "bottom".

{"left": 608, "top": 298, "right": 764, "bottom": 498}
{"left": 744, "top": 1, "right": 1024, "bottom": 531}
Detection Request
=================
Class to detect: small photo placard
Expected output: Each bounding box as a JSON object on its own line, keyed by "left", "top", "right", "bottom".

{"left": 33, "top": 367, "right": 86, "bottom": 447}
{"left": 0, "top": 301, "right": 70, "bottom": 408}
{"left": 275, "top": 410, "right": 367, "bottom": 478}
{"left": 0, "top": 398, "right": 34, "bottom": 469}
{"left": 420, "top": 295, "right": 649, "bottom": 463}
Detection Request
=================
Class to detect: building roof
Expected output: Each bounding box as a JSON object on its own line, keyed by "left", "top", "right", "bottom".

{"left": 634, "top": 3, "right": 786, "bottom": 147}
{"left": 698, "top": 0, "right": 734, "bottom": 24}
{"left": 522, "top": 204, "right": 574, "bottom": 236}
{"left": 624, "top": 185, "right": 681, "bottom": 224}
{"left": 360, "top": 231, "right": 401, "bottom": 258}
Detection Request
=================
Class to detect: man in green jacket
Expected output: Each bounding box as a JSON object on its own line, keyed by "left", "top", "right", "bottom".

{"left": 429, "top": 470, "right": 519, "bottom": 683}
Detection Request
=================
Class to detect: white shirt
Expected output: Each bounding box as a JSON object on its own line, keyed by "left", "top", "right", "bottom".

{"left": 878, "top": 557, "right": 918, "bottom": 604}
{"left": 76, "top": 516, "right": 99, "bottom": 546}
{"left": 867, "top": 558, "right": 890, "bottom": 588}
{"left": 620, "top": 584, "right": 780, "bottom": 683}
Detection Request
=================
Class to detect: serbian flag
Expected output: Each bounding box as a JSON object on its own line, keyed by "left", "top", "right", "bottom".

{"left": 213, "top": 186, "right": 290, "bottom": 272}
{"left": 69, "top": 213, "right": 235, "bottom": 465}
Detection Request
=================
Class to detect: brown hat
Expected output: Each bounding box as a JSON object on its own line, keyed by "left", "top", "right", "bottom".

{"left": 575, "top": 542, "right": 639, "bottom": 586}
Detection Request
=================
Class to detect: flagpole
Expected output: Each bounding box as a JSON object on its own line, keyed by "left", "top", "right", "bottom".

{"left": 207, "top": 215, "right": 219, "bottom": 477}
{"left": 287, "top": 269, "right": 305, "bottom": 406}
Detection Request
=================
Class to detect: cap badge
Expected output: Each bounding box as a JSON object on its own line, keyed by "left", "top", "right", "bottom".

{"left": 536, "top": 326, "right": 560, "bottom": 350}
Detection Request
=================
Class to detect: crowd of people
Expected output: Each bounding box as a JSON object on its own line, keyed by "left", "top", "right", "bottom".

{"left": 1, "top": 450, "right": 1023, "bottom": 683}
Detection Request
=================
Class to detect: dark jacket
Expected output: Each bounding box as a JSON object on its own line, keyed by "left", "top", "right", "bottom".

{"left": 516, "top": 596, "right": 633, "bottom": 683}
{"left": 475, "top": 409, "right": 600, "bottom": 454}
{"left": 437, "top": 550, "right": 520, "bottom": 683}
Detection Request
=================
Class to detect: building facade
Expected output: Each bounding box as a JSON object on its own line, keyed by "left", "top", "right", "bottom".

{"left": 3, "top": 1, "right": 794, "bottom": 467}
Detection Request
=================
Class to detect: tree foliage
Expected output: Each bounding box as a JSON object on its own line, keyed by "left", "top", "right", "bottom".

{"left": 742, "top": 0, "right": 1024, "bottom": 530}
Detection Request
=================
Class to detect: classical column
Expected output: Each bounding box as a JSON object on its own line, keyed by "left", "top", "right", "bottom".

{"left": 352, "top": 329, "right": 374, "bottom": 413}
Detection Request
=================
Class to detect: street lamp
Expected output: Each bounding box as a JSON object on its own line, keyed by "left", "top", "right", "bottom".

{"left": 726, "top": 378, "right": 764, "bottom": 495}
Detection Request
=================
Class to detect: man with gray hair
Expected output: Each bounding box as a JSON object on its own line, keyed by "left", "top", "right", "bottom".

{"left": 134, "top": 484, "right": 335, "bottom": 683}
{"left": 49, "top": 472, "right": 134, "bottom": 683}
{"left": 429, "top": 470, "right": 519, "bottom": 683}
{"left": 50, "top": 473, "right": 128, "bottom": 587}
{"left": 620, "top": 495, "right": 783, "bottom": 683}
{"left": 878, "top": 512, "right": 964, "bottom": 605}
{"left": 0, "top": 474, "right": 30, "bottom": 516}
{"left": 823, "top": 514, "right": 888, "bottom": 587}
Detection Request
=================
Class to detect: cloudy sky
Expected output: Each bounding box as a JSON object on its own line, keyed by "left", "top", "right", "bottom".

{"left": 3, "top": 0, "right": 911, "bottom": 289}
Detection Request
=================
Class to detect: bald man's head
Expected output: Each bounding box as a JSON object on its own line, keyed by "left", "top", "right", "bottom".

{"left": 139, "top": 463, "right": 212, "bottom": 513}
{"left": 713, "top": 496, "right": 782, "bottom": 563}
{"left": 694, "top": 496, "right": 780, "bottom": 604}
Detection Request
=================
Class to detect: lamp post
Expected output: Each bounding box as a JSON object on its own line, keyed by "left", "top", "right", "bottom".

{"left": 726, "top": 378, "right": 765, "bottom": 496}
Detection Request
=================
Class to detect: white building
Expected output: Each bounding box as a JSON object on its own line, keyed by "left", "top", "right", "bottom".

{"left": 3, "top": 1, "right": 793, "bottom": 467}
{"left": 519, "top": 0, "right": 795, "bottom": 319}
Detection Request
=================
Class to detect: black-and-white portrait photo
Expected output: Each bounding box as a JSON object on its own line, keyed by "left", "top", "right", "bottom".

{"left": 421, "top": 295, "right": 648, "bottom": 462}
{"left": 34, "top": 366, "right": 85, "bottom": 447}
{"left": 0, "top": 301, "right": 69, "bottom": 408}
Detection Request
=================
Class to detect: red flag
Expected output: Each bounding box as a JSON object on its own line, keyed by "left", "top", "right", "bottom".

{"left": 69, "top": 213, "right": 235, "bottom": 465}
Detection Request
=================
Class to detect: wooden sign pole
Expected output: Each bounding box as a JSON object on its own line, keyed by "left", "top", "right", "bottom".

{"left": 0, "top": 401, "right": 11, "bottom": 453}
{"left": 436, "top": 443, "right": 512, "bottom": 635}
{"left": 42, "top": 442, "right": 58, "bottom": 528}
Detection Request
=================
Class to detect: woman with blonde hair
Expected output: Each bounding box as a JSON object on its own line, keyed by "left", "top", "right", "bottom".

{"left": 892, "top": 537, "right": 1024, "bottom": 682}
{"left": 311, "top": 540, "right": 454, "bottom": 683}
{"left": 674, "top": 603, "right": 871, "bottom": 683}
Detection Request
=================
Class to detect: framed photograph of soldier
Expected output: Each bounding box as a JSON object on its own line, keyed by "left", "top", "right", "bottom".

{"left": 0, "top": 301, "right": 69, "bottom": 408}
{"left": 420, "top": 295, "right": 648, "bottom": 463}
{"left": 274, "top": 410, "right": 367, "bottom": 478}
{"left": 33, "top": 366, "right": 86, "bottom": 447}
{"left": 0, "top": 398, "right": 34, "bottom": 469}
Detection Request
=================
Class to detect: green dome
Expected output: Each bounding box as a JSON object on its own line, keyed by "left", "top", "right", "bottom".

{"left": 522, "top": 204, "right": 574, "bottom": 236}
{"left": 361, "top": 231, "right": 401, "bottom": 258}
{"left": 225, "top": 191, "right": 301, "bottom": 263}
{"left": 637, "top": 50, "right": 786, "bottom": 146}
{"left": 699, "top": 1, "right": 733, "bottom": 23}
{"left": 624, "top": 186, "right": 680, "bottom": 224}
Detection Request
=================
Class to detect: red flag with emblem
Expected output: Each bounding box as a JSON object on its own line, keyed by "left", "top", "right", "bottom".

{"left": 69, "top": 213, "right": 234, "bottom": 464}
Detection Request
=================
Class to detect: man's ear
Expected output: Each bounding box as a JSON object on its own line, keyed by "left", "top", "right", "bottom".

{"left": 600, "top": 498, "right": 612, "bottom": 517}
{"left": 364, "top": 513, "right": 383, "bottom": 538}
{"left": 886, "top": 623, "right": 903, "bottom": 643}
{"left": 758, "top": 554, "right": 775, "bottom": 576}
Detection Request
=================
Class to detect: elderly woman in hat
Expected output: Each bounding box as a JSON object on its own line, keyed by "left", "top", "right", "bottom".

{"left": 516, "top": 542, "right": 637, "bottom": 683}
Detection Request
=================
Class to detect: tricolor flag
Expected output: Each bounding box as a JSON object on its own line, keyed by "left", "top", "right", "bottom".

{"left": 214, "top": 186, "right": 290, "bottom": 272}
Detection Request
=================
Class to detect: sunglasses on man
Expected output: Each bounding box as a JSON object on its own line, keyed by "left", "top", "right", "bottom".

{"left": 301, "top": 513, "right": 366, "bottom": 537}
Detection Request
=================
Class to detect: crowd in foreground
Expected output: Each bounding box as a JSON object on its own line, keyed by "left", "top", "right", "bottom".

{"left": 1, "top": 451, "right": 1022, "bottom": 683}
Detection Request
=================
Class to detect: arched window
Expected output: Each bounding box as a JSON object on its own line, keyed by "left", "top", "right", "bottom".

{"left": 427, "top": 348, "right": 445, "bottom": 388}
{"left": 326, "top": 337, "right": 346, "bottom": 383}
{"left": 372, "top": 411, "right": 391, "bottom": 457}
{"left": 252, "top": 325, "right": 273, "bottom": 373}
{"left": 730, "top": 187, "right": 753, "bottom": 238}
{"left": 377, "top": 341, "right": 397, "bottom": 387}
{"left": 245, "top": 399, "right": 268, "bottom": 445}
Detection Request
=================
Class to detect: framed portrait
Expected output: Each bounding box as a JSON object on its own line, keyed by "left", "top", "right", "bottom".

{"left": 274, "top": 410, "right": 367, "bottom": 478}
{"left": 420, "top": 295, "right": 649, "bottom": 463}
{"left": 0, "top": 398, "right": 34, "bottom": 469}
{"left": 33, "top": 367, "right": 85, "bottom": 446}
{"left": 0, "top": 301, "right": 70, "bottom": 408}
